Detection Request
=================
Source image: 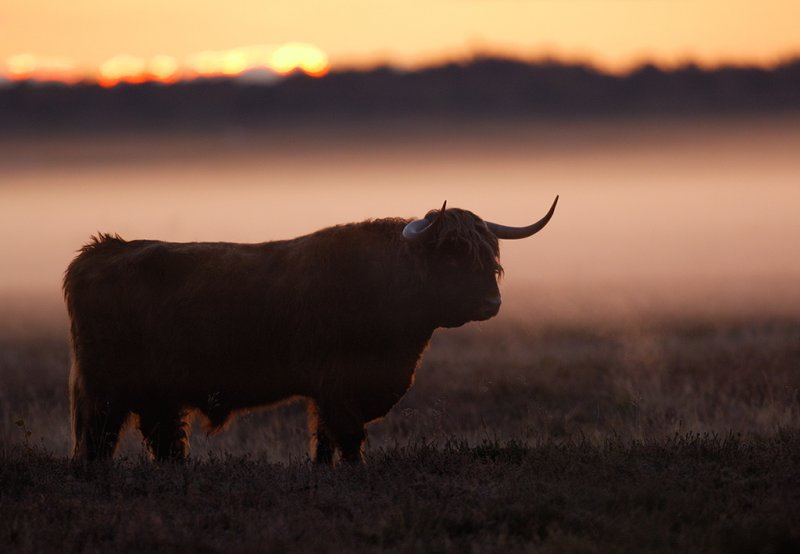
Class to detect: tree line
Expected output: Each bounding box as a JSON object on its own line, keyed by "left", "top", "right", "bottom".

{"left": 2, "top": 57, "right": 799, "bottom": 131}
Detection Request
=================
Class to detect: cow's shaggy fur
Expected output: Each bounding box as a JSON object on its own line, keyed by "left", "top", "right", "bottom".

{"left": 64, "top": 209, "right": 510, "bottom": 463}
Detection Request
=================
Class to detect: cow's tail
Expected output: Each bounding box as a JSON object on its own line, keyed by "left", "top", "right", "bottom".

{"left": 68, "top": 360, "right": 85, "bottom": 458}
{"left": 69, "top": 360, "right": 92, "bottom": 459}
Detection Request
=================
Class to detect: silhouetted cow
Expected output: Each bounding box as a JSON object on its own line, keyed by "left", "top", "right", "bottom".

{"left": 64, "top": 198, "right": 558, "bottom": 463}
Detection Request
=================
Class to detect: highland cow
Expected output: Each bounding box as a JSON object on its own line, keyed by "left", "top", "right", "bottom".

{"left": 64, "top": 198, "right": 558, "bottom": 463}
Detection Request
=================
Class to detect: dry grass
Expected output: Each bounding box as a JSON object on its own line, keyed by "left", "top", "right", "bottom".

{"left": 1, "top": 318, "right": 799, "bottom": 552}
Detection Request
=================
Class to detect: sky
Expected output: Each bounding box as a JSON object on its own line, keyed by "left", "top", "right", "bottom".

{"left": 2, "top": 0, "right": 800, "bottom": 79}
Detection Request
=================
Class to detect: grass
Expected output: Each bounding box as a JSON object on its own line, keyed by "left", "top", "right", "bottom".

{"left": 1, "top": 317, "right": 799, "bottom": 552}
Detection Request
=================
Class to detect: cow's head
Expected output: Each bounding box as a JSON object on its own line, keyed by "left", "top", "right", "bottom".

{"left": 403, "top": 196, "right": 558, "bottom": 328}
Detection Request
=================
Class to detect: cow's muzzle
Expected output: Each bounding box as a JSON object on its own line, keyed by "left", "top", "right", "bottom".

{"left": 477, "top": 295, "right": 502, "bottom": 320}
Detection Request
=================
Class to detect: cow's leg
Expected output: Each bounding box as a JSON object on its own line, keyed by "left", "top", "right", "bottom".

{"left": 137, "top": 407, "right": 190, "bottom": 461}
{"left": 71, "top": 364, "right": 128, "bottom": 461}
{"left": 307, "top": 400, "right": 335, "bottom": 465}
{"left": 72, "top": 398, "right": 128, "bottom": 461}
{"left": 70, "top": 361, "right": 132, "bottom": 461}
{"left": 313, "top": 400, "right": 367, "bottom": 464}
{"left": 334, "top": 425, "right": 366, "bottom": 464}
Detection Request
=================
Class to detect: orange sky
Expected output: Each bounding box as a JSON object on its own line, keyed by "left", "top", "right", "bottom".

{"left": 2, "top": 0, "right": 800, "bottom": 78}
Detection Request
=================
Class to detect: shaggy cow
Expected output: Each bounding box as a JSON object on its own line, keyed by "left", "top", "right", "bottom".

{"left": 64, "top": 197, "right": 558, "bottom": 463}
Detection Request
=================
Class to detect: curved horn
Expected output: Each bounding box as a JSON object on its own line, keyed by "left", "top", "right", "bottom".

{"left": 486, "top": 196, "right": 559, "bottom": 240}
{"left": 402, "top": 200, "right": 447, "bottom": 241}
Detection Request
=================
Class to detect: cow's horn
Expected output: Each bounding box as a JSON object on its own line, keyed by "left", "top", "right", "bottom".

{"left": 486, "top": 196, "right": 558, "bottom": 240}
{"left": 402, "top": 200, "right": 447, "bottom": 241}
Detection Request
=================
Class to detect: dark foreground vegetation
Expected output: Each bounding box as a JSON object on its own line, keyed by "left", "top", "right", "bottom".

{"left": 3, "top": 433, "right": 799, "bottom": 553}
{"left": 2, "top": 318, "right": 799, "bottom": 552}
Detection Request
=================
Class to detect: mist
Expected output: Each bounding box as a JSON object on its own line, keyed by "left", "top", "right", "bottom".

{"left": 1, "top": 115, "right": 799, "bottom": 333}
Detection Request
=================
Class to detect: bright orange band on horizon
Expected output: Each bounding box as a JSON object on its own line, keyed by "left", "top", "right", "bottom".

{"left": 3, "top": 43, "right": 331, "bottom": 86}
{"left": 5, "top": 45, "right": 797, "bottom": 88}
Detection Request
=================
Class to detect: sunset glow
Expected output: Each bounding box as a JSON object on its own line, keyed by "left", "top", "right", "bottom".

{"left": 271, "top": 43, "right": 330, "bottom": 77}
{"left": 147, "top": 55, "right": 180, "bottom": 83}
{"left": 6, "top": 53, "right": 79, "bottom": 83}
{"left": 98, "top": 55, "right": 148, "bottom": 87}
{"left": 4, "top": 43, "right": 330, "bottom": 86}
{"left": 2, "top": 1, "right": 798, "bottom": 86}
{"left": 183, "top": 44, "right": 329, "bottom": 79}
{"left": 2, "top": 0, "right": 799, "bottom": 83}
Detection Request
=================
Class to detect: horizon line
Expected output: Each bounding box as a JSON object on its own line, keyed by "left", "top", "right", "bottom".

{"left": 2, "top": 51, "right": 799, "bottom": 89}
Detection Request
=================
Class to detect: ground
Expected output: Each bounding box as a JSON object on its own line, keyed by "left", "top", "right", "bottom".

{"left": 1, "top": 318, "right": 799, "bottom": 552}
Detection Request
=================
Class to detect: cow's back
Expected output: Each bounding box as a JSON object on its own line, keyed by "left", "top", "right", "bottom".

{"left": 64, "top": 235, "right": 301, "bottom": 403}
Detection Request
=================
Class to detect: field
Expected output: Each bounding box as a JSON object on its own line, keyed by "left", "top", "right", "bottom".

{"left": 2, "top": 317, "right": 798, "bottom": 552}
